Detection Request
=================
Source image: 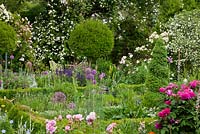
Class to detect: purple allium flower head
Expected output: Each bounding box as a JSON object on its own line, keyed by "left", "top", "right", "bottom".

{"left": 10, "top": 55, "right": 14, "bottom": 60}
{"left": 68, "top": 102, "right": 76, "bottom": 109}
{"left": 51, "top": 92, "right": 66, "bottom": 103}
{"left": 85, "top": 67, "right": 91, "bottom": 74}
{"left": 86, "top": 73, "right": 94, "bottom": 80}
{"left": 91, "top": 69, "right": 97, "bottom": 75}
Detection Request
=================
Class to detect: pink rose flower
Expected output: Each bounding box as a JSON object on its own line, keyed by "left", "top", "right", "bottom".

{"left": 65, "top": 125, "right": 71, "bottom": 132}
{"left": 158, "top": 108, "right": 170, "bottom": 118}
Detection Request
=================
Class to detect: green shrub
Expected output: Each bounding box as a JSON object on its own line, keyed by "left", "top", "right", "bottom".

{"left": 68, "top": 19, "right": 114, "bottom": 62}
{"left": 129, "top": 63, "right": 148, "bottom": 84}
{"left": 0, "top": 115, "right": 15, "bottom": 134}
{"left": 145, "top": 38, "right": 169, "bottom": 92}
{"left": 0, "top": 21, "right": 17, "bottom": 53}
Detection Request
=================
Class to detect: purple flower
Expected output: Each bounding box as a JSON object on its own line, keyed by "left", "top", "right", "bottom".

{"left": 99, "top": 73, "right": 106, "bottom": 80}
{"left": 167, "top": 56, "right": 173, "bottom": 63}
{"left": 91, "top": 69, "right": 97, "bottom": 75}
{"left": 42, "top": 71, "right": 48, "bottom": 75}
{"left": 92, "top": 80, "right": 96, "bottom": 84}
{"left": 85, "top": 67, "right": 91, "bottom": 74}
{"left": 64, "top": 69, "right": 73, "bottom": 77}
{"left": 155, "top": 122, "right": 162, "bottom": 129}
{"left": 86, "top": 73, "right": 94, "bottom": 80}
{"left": 10, "top": 55, "right": 14, "bottom": 60}
{"left": 68, "top": 102, "right": 76, "bottom": 109}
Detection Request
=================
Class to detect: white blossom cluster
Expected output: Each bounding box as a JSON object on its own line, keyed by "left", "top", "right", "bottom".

{"left": 166, "top": 9, "right": 200, "bottom": 67}
{"left": 0, "top": 4, "right": 13, "bottom": 22}
{"left": 149, "top": 31, "right": 169, "bottom": 43}
{"left": 32, "top": 1, "right": 78, "bottom": 63}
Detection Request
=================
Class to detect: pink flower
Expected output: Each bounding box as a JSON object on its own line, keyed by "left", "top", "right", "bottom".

{"left": 46, "top": 120, "right": 57, "bottom": 134}
{"left": 155, "top": 122, "right": 162, "bottom": 129}
{"left": 57, "top": 115, "right": 62, "bottom": 121}
{"left": 73, "top": 114, "right": 84, "bottom": 121}
{"left": 66, "top": 114, "right": 72, "bottom": 120}
{"left": 159, "top": 87, "right": 165, "bottom": 93}
{"left": 164, "top": 100, "right": 171, "bottom": 105}
{"left": 189, "top": 80, "right": 199, "bottom": 88}
{"left": 106, "top": 123, "right": 117, "bottom": 133}
{"left": 177, "top": 89, "right": 196, "bottom": 100}
{"left": 158, "top": 108, "right": 170, "bottom": 118}
{"left": 65, "top": 125, "right": 71, "bottom": 132}
{"left": 86, "top": 112, "right": 96, "bottom": 125}
{"left": 167, "top": 56, "right": 173, "bottom": 63}
{"left": 99, "top": 73, "right": 106, "bottom": 80}
{"left": 10, "top": 55, "right": 14, "bottom": 60}
{"left": 166, "top": 90, "right": 173, "bottom": 96}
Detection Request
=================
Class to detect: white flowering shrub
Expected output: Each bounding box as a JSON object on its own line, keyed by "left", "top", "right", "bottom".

{"left": 32, "top": 0, "right": 85, "bottom": 64}
{"left": 165, "top": 9, "right": 200, "bottom": 69}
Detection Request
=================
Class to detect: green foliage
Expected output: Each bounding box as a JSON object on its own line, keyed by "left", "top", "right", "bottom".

{"left": 145, "top": 38, "right": 169, "bottom": 92}
{"left": 96, "top": 58, "right": 113, "bottom": 75}
{"left": 0, "top": 21, "right": 17, "bottom": 53}
{"left": 142, "top": 91, "right": 163, "bottom": 108}
{"left": 68, "top": 19, "right": 114, "bottom": 62}
{"left": 0, "top": 114, "right": 15, "bottom": 134}
{"left": 19, "top": 1, "right": 46, "bottom": 23}
{"left": 159, "top": 0, "right": 183, "bottom": 22}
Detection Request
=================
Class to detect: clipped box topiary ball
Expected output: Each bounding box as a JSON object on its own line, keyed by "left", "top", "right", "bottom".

{"left": 0, "top": 21, "right": 17, "bottom": 53}
{"left": 68, "top": 19, "right": 114, "bottom": 62}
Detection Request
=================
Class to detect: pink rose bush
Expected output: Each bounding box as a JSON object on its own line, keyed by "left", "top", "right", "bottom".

{"left": 155, "top": 80, "right": 200, "bottom": 133}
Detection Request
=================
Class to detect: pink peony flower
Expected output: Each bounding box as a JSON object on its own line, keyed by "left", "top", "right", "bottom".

{"left": 106, "top": 123, "right": 117, "bottom": 133}
{"left": 86, "top": 112, "right": 96, "bottom": 125}
{"left": 57, "top": 115, "right": 62, "bottom": 121}
{"left": 73, "top": 114, "right": 84, "bottom": 121}
{"left": 66, "top": 114, "right": 72, "bottom": 120}
{"left": 46, "top": 120, "right": 57, "bottom": 134}
{"left": 158, "top": 108, "right": 170, "bottom": 118}
{"left": 65, "top": 125, "right": 71, "bottom": 132}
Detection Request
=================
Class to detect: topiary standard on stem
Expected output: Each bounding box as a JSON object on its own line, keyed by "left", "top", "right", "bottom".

{"left": 68, "top": 19, "right": 114, "bottom": 62}
{"left": 0, "top": 21, "right": 17, "bottom": 54}
{"left": 145, "top": 38, "right": 169, "bottom": 92}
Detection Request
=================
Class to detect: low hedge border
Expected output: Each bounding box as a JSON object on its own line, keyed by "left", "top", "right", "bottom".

{"left": 0, "top": 98, "right": 46, "bottom": 133}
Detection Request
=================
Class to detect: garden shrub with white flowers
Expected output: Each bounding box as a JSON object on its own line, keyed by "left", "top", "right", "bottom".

{"left": 166, "top": 9, "right": 200, "bottom": 71}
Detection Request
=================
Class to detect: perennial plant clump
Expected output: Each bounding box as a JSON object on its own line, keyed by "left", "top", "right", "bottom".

{"left": 155, "top": 80, "right": 200, "bottom": 133}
